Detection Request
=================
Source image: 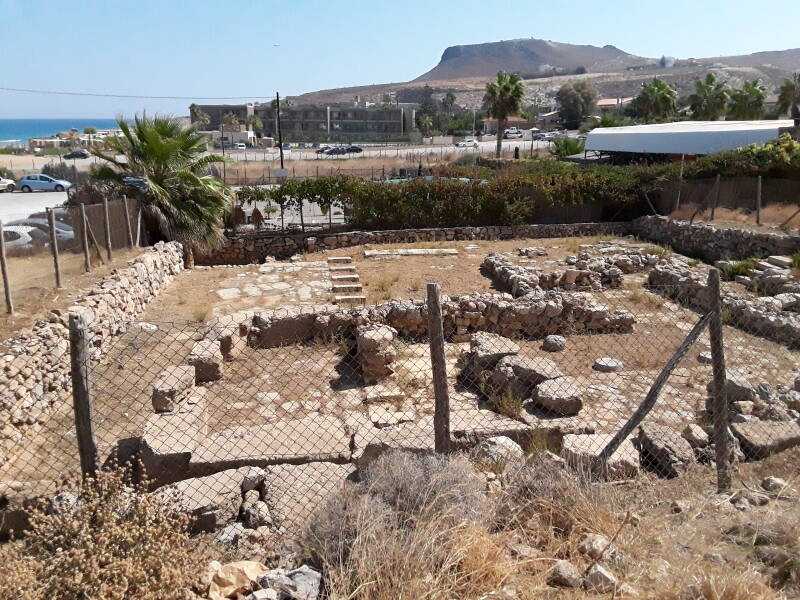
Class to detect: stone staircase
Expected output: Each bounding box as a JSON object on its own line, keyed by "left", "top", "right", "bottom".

{"left": 327, "top": 256, "right": 366, "bottom": 305}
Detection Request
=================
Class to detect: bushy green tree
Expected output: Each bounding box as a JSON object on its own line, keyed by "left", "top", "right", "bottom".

{"left": 556, "top": 81, "right": 598, "bottom": 129}
{"left": 83, "top": 126, "right": 97, "bottom": 134}
{"left": 778, "top": 73, "right": 800, "bottom": 116}
{"left": 630, "top": 78, "right": 678, "bottom": 122}
{"left": 727, "top": 80, "right": 766, "bottom": 120}
{"left": 484, "top": 71, "right": 525, "bottom": 157}
{"left": 189, "top": 104, "right": 211, "bottom": 128}
{"left": 91, "top": 116, "right": 233, "bottom": 256}
{"left": 688, "top": 73, "right": 729, "bottom": 120}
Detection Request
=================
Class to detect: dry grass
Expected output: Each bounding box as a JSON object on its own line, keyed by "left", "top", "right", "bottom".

{"left": 301, "top": 451, "right": 799, "bottom": 600}
{"left": 0, "top": 466, "right": 210, "bottom": 600}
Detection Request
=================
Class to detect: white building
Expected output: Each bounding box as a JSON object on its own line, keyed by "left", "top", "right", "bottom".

{"left": 585, "top": 120, "right": 796, "bottom": 156}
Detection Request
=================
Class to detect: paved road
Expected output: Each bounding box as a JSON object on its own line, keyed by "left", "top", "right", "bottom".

{"left": 0, "top": 191, "right": 68, "bottom": 222}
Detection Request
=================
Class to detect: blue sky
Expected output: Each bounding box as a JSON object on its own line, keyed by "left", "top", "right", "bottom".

{"left": 1, "top": 0, "right": 799, "bottom": 118}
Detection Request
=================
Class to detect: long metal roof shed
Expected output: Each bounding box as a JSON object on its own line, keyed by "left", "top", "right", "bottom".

{"left": 585, "top": 120, "right": 795, "bottom": 155}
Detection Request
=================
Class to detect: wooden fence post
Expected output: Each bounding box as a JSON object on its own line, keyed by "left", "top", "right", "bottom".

{"left": 708, "top": 268, "right": 731, "bottom": 493}
{"left": 711, "top": 174, "right": 720, "bottom": 220}
{"left": 0, "top": 220, "right": 13, "bottom": 314}
{"left": 122, "top": 195, "right": 135, "bottom": 248}
{"left": 47, "top": 208, "right": 62, "bottom": 288}
{"left": 69, "top": 312, "right": 98, "bottom": 479}
{"left": 80, "top": 203, "right": 92, "bottom": 272}
{"left": 427, "top": 283, "right": 451, "bottom": 453}
{"left": 103, "top": 197, "right": 113, "bottom": 261}
{"left": 756, "top": 176, "right": 762, "bottom": 226}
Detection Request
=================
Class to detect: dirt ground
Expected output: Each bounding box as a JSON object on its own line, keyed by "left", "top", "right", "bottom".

{"left": 670, "top": 203, "right": 800, "bottom": 234}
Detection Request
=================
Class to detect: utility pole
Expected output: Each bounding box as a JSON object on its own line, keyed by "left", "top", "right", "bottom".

{"left": 220, "top": 123, "right": 226, "bottom": 182}
{"left": 276, "top": 92, "right": 285, "bottom": 170}
{"left": 472, "top": 109, "right": 476, "bottom": 137}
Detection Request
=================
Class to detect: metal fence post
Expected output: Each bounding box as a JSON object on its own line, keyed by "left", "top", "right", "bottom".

{"left": 708, "top": 268, "right": 731, "bottom": 493}
{"left": 0, "top": 220, "right": 13, "bottom": 314}
{"left": 47, "top": 208, "right": 62, "bottom": 288}
{"left": 69, "top": 312, "right": 98, "bottom": 479}
{"left": 426, "top": 283, "right": 450, "bottom": 453}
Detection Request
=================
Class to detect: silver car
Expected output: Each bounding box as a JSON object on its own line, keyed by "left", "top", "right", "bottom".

{"left": 0, "top": 177, "right": 14, "bottom": 192}
{"left": 17, "top": 174, "right": 72, "bottom": 193}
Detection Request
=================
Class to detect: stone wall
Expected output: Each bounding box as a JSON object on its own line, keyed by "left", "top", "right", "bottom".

{"left": 632, "top": 216, "right": 800, "bottom": 263}
{"left": 198, "top": 222, "right": 631, "bottom": 264}
{"left": 0, "top": 242, "right": 184, "bottom": 464}
{"left": 647, "top": 260, "right": 800, "bottom": 348}
{"left": 233, "top": 291, "right": 635, "bottom": 349}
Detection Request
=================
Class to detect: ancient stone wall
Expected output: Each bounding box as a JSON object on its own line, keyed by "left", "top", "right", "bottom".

{"left": 0, "top": 242, "right": 184, "bottom": 462}
{"left": 632, "top": 216, "right": 800, "bottom": 262}
{"left": 198, "top": 222, "right": 631, "bottom": 264}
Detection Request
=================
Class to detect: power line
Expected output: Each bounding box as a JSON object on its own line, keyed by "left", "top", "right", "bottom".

{"left": 0, "top": 86, "right": 274, "bottom": 100}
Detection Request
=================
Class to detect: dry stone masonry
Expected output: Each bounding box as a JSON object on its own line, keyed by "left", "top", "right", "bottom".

{"left": 482, "top": 253, "right": 602, "bottom": 294}
{"left": 0, "top": 242, "right": 183, "bottom": 465}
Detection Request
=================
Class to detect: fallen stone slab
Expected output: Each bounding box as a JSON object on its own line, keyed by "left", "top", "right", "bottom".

{"left": 352, "top": 417, "right": 436, "bottom": 467}
{"left": 332, "top": 283, "right": 363, "bottom": 293}
{"left": 327, "top": 256, "right": 352, "bottom": 264}
{"left": 767, "top": 256, "right": 793, "bottom": 269}
{"left": 638, "top": 423, "right": 695, "bottom": 477}
{"left": 364, "top": 384, "right": 405, "bottom": 404}
{"left": 364, "top": 248, "right": 458, "bottom": 257}
{"left": 263, "top": 462, "right": 355, "bottom": 534}
{"left": 187, "top": 340, "right": 225, "bottom": 383}
{"left": 561, "top": 433, "right": 640, "bottom": 480}
{"left": 0, "top": 480, "right": 58, "bottom": 535}
{"left": 189, "top": 415, "right": 351, "bottom": 474}
{"left": 151, "top": 365, "right": 195, "bottom": 412}
{"left": 731, "top": 420, "right": 800, "bottom": 459}
{"left": 450, "top": 408, "right": 535, "bottom": 447}
{"left": 533, "top": 377, "right": 583, "bottom": 416}
{"left": 470, "top": 331, "right": 520, "bottom": 371}
{"left": 706, "top": 368, "right": 757, "bottom": 404}
{"left": 682, "top": 424, "right": 709, "bottom": 449}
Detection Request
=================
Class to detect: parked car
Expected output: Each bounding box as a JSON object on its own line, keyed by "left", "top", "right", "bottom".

{"left": 234, "top": 143, "right": 247, "bottom": 150}
{"left": 6, "top": 218, "right": 75, "bottom": 241}
{"left": 503, "top": 127, "right": 523, "bottom": 139}
{"left": 2, "top": 225, "right": 48, "bottom": 249}
{"left": 17, "top": 174, "right": 72, "bottom": 193}
{"left": 0, "top": 177, "right": 14, "bottom": 192}
{"left": 63, "top": 149, "right": 90, "bottom": 159}
{"left": 316, "top": 146, "right": 330, "bottom": 154}
{"left": 326, "top": 147, "right": 348, "bottom": 155}
{"left": 122, "top": 176, "right": 149, "bottom": 191}
{"left": 346, "top": 145, "right": 363, "bottom": 153}
{"left": 532, "top": 133, "right": 546, "bottom": 141}
{"left": 455, "top": 139, "right": 479, "bottom": 148}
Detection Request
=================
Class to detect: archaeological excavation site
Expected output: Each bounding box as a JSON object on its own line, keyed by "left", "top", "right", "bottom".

{"left": 3, "top": 215, "right": 800, "bottom": 598}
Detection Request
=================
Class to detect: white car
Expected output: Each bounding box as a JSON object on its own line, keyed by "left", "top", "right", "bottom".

{"left": 2, "top": 225, "right": 44, "bottom": 249}
{"left": 455, "top": 139, "right": 479, "bottom": 148}
{"left": 0, "top": 177, "right": 14, "bottom": 192}
{"left": 503, "top": 127, "right": 523, "bottom": 139}
{"left": 235, "top": 143, "right": 247, "bottom": 150}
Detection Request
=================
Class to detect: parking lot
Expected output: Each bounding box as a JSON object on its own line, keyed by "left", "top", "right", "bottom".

{"left": 0, "top": 190, "right": 67, "bottom": 222}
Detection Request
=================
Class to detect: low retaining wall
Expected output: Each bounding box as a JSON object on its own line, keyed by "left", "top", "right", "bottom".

{"left": 198, "top": 222, "right": 631, "bottom": 264}
{"left": 648, "top": 260, "right": 800, "bottom": 348}
{"left": 632, "top": 216, "right": 800, "bottom": 263}
{"left": 0, "top": 242, "right": 184, "bottom": 463}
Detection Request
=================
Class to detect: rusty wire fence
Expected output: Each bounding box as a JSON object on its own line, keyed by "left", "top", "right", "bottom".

{"left": 1, "top": 281, "right": 799, "bottom": 539}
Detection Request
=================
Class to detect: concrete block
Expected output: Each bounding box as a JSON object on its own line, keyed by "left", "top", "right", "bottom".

{"left": 152, "top": 365, "right": 195, "bottom": 412}
{"left": 187, "top": 340, "right": 224, "bottom": 383}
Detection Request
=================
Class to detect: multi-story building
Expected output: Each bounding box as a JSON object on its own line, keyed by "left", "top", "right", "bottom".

{"left": 191, "top": 101, "right": 416, "bottom": 142}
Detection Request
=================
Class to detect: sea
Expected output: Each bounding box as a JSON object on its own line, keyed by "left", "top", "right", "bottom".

{"left": 0, "top": 118, "right": 121, "bottom": 146}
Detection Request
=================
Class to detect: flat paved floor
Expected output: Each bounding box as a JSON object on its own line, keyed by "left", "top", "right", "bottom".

{"left": 0, "top": 190, "right": 67, "bottom": 222}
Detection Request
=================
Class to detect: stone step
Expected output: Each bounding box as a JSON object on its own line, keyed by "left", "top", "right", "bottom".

{"left": 734, "top": 275, "right": 753, "bottom": 287}
{"left": 334, "top": 295, "right": 366, "bottom": 305}
{"left": 756, "top": 260, "right": 777, "bottom": 271}
{"left": 332, "top": 284, "right": 363, "bottom": 293}
{"left": 364, "top": 248, "right": 458, "bottom": 257}
{"left": 327, "top": 256, "right": 353, "bottom": 264}
{"left": 767, "top": 255, "right": 793, "bottom": 269}
{"left": 329, "top": 265, "right": 357, "bottom": 273}
{"left": 331, "top": 274, "right": 360, "bottom": 282}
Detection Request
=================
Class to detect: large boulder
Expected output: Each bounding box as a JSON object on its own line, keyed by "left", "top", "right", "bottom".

{"left": 151, "top": 365, "right": 195, "bottom": 412}
{"left": 731, "top": 420, "right": 800, "bottom": 459}
{"left": 532, "top": 377, "right": 583, "bottom": 416}
{"left": 561, "top": 433, "right": 639, "bottom": 480}
{"left": 489, "top": 355, "right": 563, "bottom": 399}
{"left": 469, "top": 332, "right": 519, "bottom": 371}
{"left": 638, "top": 424, "right": 695, "bottom": 477}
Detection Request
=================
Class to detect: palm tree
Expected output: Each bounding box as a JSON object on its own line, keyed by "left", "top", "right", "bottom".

{"left": 688, "top": 73, "right": 729, "bottom": 120}
{"left": 91, "top": 116, "right": 233, "bottom": 260}
{"left": 442, "top": 92, "right": 456, "bottom": 116}
{"left": 246, "top": 114, "right": 263, "bottom": 135}
{"left": 222, "top": 112, "right": 240, "bottom": 126}
{"left": 484, "top": 72, "right": 525, "bottom": 158}
{"left": 631, "top": 78, "right": 678, "bottom": 122}
{"left": 778, "top": 73, "right": 800, "bottom": 116}
{"left": 728, "top": 80, "right": 766, "bottom": 120}
{"left": 189, "top": 103, "right": 211, "bottom": 129}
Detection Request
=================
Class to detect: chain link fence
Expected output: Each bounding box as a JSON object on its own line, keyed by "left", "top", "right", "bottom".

{"left": 3, "top": 276, "right": 799, "bottom": 538}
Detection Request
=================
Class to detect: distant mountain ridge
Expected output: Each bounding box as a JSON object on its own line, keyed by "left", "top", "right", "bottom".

{"left": 414, "top": 38, "right": 646, "bottom": 81}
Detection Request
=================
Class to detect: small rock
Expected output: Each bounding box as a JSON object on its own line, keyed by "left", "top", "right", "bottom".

{"left": 541, "top": 335, "right": 566, "bottom": 352}
{"left": 704, "top": 553, "right": 727, "bottom": 564}
{"left": 593, "top": 357, "right": 624, "bottom": 373}
{"left": 578, "top": 532, "right": 618, "bottom": 560}
{"left": 682, "top": 424, "right": 709, "bottom": 449}
{"left": 246, "top": 590, "right": 279, "bottom": 600}
{"left": 547, "top": 560, "right": 583, "bottom": 588}
{"left": 761, "top": 476, "right": 788, "bottom": 492}
{"left": 670, "top": 500, "right": 690, "bottom": 514}
{"left": 241, "top": 501, "right": 273, "bottom": 529}
{"left": 215, "top": 522, "right": 245, "bottom": 546}
{"left": 583, "top": 564, "right": 618, "bottom": 593}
